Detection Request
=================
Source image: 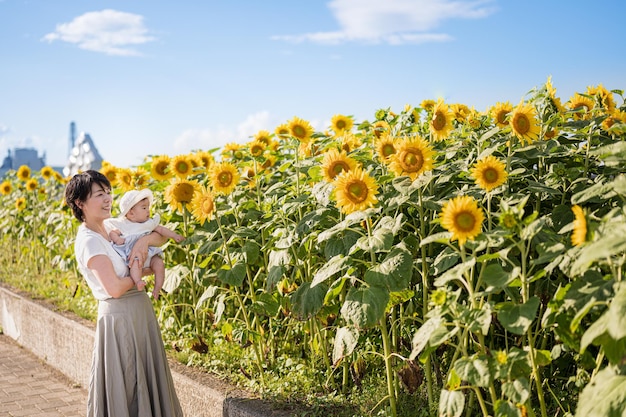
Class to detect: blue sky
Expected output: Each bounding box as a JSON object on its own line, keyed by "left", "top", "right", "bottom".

{"left": 1, "top": 0, "right": 625, "bottom": 169}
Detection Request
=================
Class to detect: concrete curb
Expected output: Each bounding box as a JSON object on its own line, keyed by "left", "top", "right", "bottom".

{"left": 0, "top": 286, "right": 292, "bottom": 417}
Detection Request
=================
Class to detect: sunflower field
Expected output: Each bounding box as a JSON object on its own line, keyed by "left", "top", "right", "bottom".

{"left": 2, "top": 78, "right": 626, "bottom": 417}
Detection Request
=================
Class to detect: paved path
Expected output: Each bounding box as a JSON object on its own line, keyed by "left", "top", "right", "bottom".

{"left": 0, "top": 334, "right": 88, "bottom": 416}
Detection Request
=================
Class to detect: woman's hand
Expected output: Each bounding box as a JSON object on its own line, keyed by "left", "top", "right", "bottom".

{"left": 129, "top": 231, "right": 168, "bottom": 266}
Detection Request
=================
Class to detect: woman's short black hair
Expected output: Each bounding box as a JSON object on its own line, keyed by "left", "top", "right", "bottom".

{"left": 64, "top": 170, "right": 111, "bottom": 222}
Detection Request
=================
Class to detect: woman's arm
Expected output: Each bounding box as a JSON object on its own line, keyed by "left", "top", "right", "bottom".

{"left": 129, "top": 231, "right": 168, "bottom": 266}
{"left": 88, "top": 254, "right": 135, "bottom": 298}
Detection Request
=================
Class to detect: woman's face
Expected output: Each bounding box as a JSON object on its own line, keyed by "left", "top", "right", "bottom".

{"left": 80, "top": 183, "right": 112, "bottom": 222}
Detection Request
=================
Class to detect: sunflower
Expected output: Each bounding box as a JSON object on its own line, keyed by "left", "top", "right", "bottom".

{"left": 330, "top": 114, "right": 353, "bottom": 134}
{"left": 587, "top": 84, "right": 616, "bottom": 112}
{"left": 371, "top": 120, "right": 389, "bottom": 139}
{"left": 466, "top": 107, "right": 483, "bottom": 129}
{"left": 321, "top": 148, "right": 358, "bottom": 182}
{"left": 0, "top": 181, "right": 12, "bottom": 195}
{"left": 40, "top": 166, "right": 54, "bottom": 181}
{"left": 420, "top": 99, "right": 436, "bottom": 112}
{"left": 430, "top": 99, "right": 454, "bottom": 141}
{"left": 470, "top": 155, "right": 508, "bottom": 192}
{"left": 254, "top": 130, "right": 272, "bottom": 146}
{"left": 248, "top": 140, "right": 267, "bottom": 158}
{"left": 15, "top": 197, "right": 26, "bottom": 211}
{"left": 261, "top": 154, "right": 277, "bottom": 170}
{"left": 221, "top": 142, "right": 244, "bottom": 160}
{"left": 340, "top": 132, "right": 362, "bottom": 153}
{"left": 165, "top": 178, "right": 199, "bottom": 213}
{"left": 99, "top": 164, "right": 118, "bottom": 186}
{"left": 510, "top": 101, "right": 540, "bottom": 144}
{"left": 571, "top": 205, "right": 587, "bottom": 246}
{"left": 545, "top": 76, "right": 566, "bottom": 114}
{"left": 450, "top": 103, "right": 470, "bottom": 123}
{"left": 25, "top": 178, "right": 39, "bottom": 191}
{"left": 288, "top": 116, "right": 314, "bottom": 142}
{"left": 170, "top": 154, "right": 194, "bottom": 179}
{"left": 195, "top": 151, "right": 215, "bottom": 171}
{"left": 274, "top": 123, "right": 291, "bottom": 140}
{"left": 566, "top": 93, "right": 595, "bottom": 120}
{"left": 190, "top": 186, "right": 215, "bottom": 225}
{"left": 132, "top": 167, "right": 149, "bottom": 189}
{"left": 17, "top": 165, "right": 31, "bottom": 181}
{"left": 209, "top": 162, "right": 240, "bottom": 195}
{"left": 489, "top": 101, "right": 513, "bottom": 128}
{"left": 116, "top": 168, "right": 134, "bottom": 191}
{"left": 440, "top": 195, "right": 484, "bottom": 246}
{"left": 375, "top": 134, "right": 397, "bottom": 162}
{"left": 388, "top": 136, "right": 434, "bottom": 180}
{"left": 150, "top": 155, "right": 172, "bottom": 181}
{"left": 332, "top": 167, "right": 379, "bottom": 215}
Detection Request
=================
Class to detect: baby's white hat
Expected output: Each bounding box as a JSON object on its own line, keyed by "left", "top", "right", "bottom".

{"left": 118, "top": 189, "right": 154, "bottom": 218}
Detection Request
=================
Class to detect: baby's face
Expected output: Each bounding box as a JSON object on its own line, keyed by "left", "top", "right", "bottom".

{"left": 127, "top": 198, "right": 151, "bottom": 223}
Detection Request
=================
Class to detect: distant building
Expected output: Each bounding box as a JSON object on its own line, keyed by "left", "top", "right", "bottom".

{"left": 0, "top": 147, "right": 51, "bottom": 177}
{"left": 63, "top": 131, "right": 104, "bottom": 177}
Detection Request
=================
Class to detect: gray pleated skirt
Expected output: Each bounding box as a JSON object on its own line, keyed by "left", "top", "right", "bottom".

{"left": 88, "top": 289, "right": 183, "bottom": 417}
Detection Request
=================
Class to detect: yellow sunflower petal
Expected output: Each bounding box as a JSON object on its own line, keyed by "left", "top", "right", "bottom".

{"left": 333, "top": 167, "right": 379, "bottom": 215}
{"left": 440, "top": 195, "right": 484, "bottom": 245}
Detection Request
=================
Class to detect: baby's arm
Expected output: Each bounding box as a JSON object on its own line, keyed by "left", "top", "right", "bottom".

{"left": 154, "top": 224, "right": 184, "bottom": 243}
{"left": 109, "top": 229, "right": 126, "bottom": 245}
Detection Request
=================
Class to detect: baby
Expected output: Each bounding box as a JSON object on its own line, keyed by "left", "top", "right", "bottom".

{"left": 105, "top": 188, "right": 184, "bottom": 299}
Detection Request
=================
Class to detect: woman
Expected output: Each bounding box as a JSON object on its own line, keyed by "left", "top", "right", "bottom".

{"left": 65, "top": 170, "right": 183, "bottom": 417}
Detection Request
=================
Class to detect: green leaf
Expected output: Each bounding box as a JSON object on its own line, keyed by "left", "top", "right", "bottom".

{"left": 497, "top": 297, "right": 540, "bottom": 335}
{"left": 575, "top": 368, "right": 626, "bottom": 417}
{"left": 410, "top": 316, "right": 444, "bottom": 360}
{"left": 195, "top": 285, "right": 219, "bottom": 310}
{"left": 251, "top": 292, "right": 280, "bottom": 317}
{"left": 354, "top": 227, "right": 393, "bottom": 252}
{"left": 291, "top": 282, "right": 329, "bottom": 320}
{"left": 439, "top": 389, "right": 465, "bottom": 417}
{"left": 311, "top": 255, "right": 350, "bottom": 287}
{"left": 494, "top": 400, "right": 522, "bottom": 417}
{"left": 571, "top": 223, "right": 626, "bottom": 275}
{"left": 340, "top": 286, "right": 389, "bottom": 329}
{"left": 434, "top": 258, "right": 475, "bottom": 287}
{"left": 332, "top": 326, "right": 359, "bottom": 365}
{"left": 364, "top": 244, "right": 413, "bottom": 292}
{"left": 163, "top": 264, "right": 189, "bottom": 293}
{"left": 483, "top": 262, "right": 519, "bottom": 290}
{"left": 501, "top": 377, "right": 530, "bottom": 404}
{"left": 453, "top": 356, "right": 491, "bottom": 387}
{"left": 216, "top": 261, "right": 246, "bottom": 287}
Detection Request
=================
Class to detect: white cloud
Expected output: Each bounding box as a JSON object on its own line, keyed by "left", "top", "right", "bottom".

{"left": 172, "top": 111, "right": 274, "bottom": 154}
{"left": 42, "top": 9, "right": 155, "bottom": 56}
{"left": 272, "top": 0, "right": 497, "bottom": 45}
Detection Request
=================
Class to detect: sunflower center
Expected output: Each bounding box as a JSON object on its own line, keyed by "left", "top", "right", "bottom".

{"left": 177, "top": 162, "right": 190, "bottom": 173}
{"left": 173, "top": 183, "right": 195, "bottom": 203}
{"left": 251, "top": 145, "right": 263, "bottom": 156}
{"left": 218, "top": 171, "right": 233, "bottom": 187}
{"left": 154, "top": 162, "right": 169, "bottom": 175}
{"left": 201, "top": 198, "right": 215, "bottom": 214}
{"left": 336, "top": 120, "right": 347, "bottom": 130}
{"left": 347, "top": 180, "right": 368, "bottom": 203}
{"left": 513, "top": 115, "right": 530, "bottom": 134}
{"left": 401, "top": 149, "right": 424, "bottom": 172}
{"left": 292, "top": 125, "right": 306, "bottom": 139}
{"left": 483, "top": 168, "right": 499, "bottom": 184}
{"left": 497, "top": 111, "right": 509, "bottom": 125}
{"left": 455, "top": 211, "right": 476, "bottom": 232}
{"left": 330, "top": 162, "right": 350, "bottom": 178}
{"left": 432, "top": 111, "right": 446, "bottom": 131}
{"left": 382, "top": 144, "right": 395, "bottom": 158}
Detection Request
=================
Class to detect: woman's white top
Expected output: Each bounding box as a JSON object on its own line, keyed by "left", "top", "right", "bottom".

{"left": 74, "top": 223, "right": 129, "bottom": 300}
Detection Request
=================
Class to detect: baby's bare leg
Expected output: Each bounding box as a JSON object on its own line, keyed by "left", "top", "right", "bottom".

{"left": 131, "top": 257, "right": 146, "bottom": 291}
{"left": 150, "top": 256, "right": 165, "bottom": 299}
